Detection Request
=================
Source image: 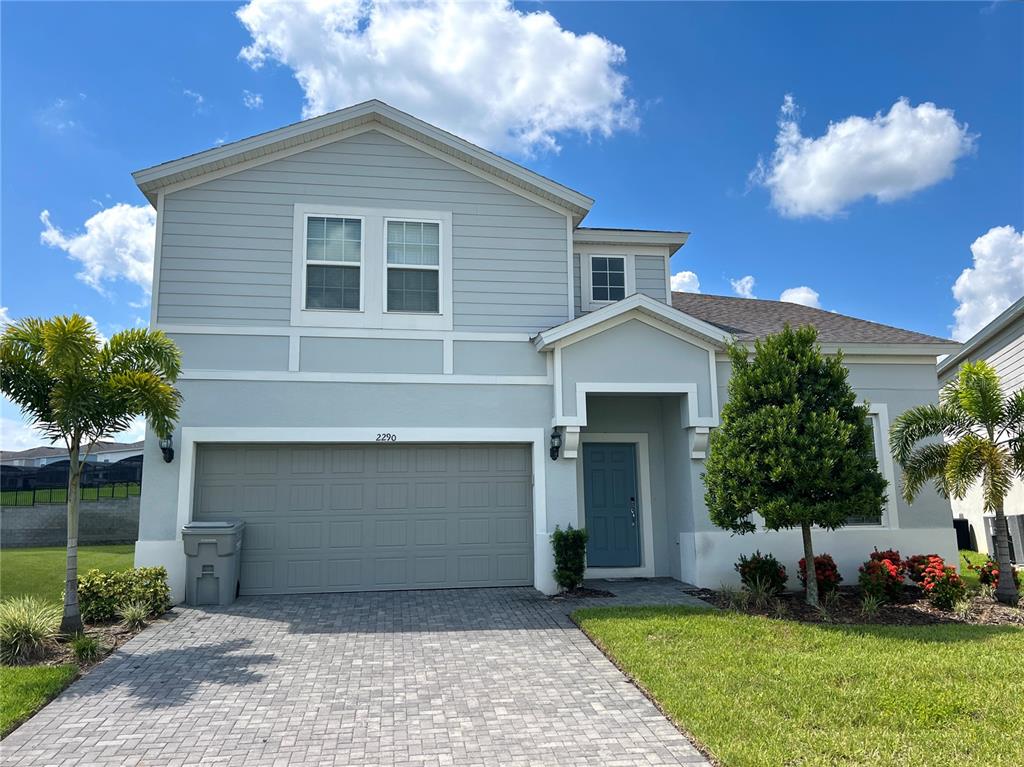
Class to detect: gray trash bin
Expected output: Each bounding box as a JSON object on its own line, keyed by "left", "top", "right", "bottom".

{"left": 182, "top": 520, "right": 245, "bottom": 606}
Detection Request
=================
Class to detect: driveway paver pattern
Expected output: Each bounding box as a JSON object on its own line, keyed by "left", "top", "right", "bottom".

{"left": 2, "top": 579, "right": 712, "bottom": 766}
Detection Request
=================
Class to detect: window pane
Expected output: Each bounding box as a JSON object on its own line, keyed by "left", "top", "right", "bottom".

{"left": 608, "top": 258, "right": 625, "bottom": 273}
{"left": 608, "top": 286, "right": 625, "bottom": 300}
{"left": 306, "top": 265, "right": 359, "bottom": 310}
{"left": 592, "top": 257, "right": 607, "bottom": 271}
{"left": 306, "top": 240, "right": 326, "bottom": 261}
{"left": 421, "top": 244, "right": 439, "bottom": 265}
{"left": 307, "top": 217, "right": 326, "bottom": 239}
{"left": 388, "top": 220, "right": 441, "bottom": 265}
{"left": 609, "top": 272, "right": 624, "bottom": 287}
{"left": 593, "top": 271, "right": 608, "bottom": 287}
{"left": 387, "top": 268, "right": 439, "bottom": 313}
{"left": 593, "top": 286, "right": 608, "bottom": 301}
{"left": 423, "top": 224, "right": 439, "bottom": 245}
{"left": 308, "top": 216, "right": 361, "bottom": 264}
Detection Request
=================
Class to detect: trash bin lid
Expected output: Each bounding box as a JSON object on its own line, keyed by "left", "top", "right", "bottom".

{"left": 182, "top": 520, "right": 245, "bottom": 533}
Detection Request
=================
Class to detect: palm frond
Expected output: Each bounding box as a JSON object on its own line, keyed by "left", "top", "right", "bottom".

{"left": 999, "top": 389, "right": 1024, "bottom": 443}
{"left": 41, "top": 314, "right": 99, "bottom": 375}
{"left": 943, "top": 434, "right": 987, "bottom": 500}
{"left": 978, "top": 442, "right": 1014, "bottom": 513}
{"left": 890, "top": 404, "right": 962, "bottom": 464}
{"left": 899, "top": 442, "right": 951, "bottom": 503}
{"left": 945, "top": 360, "right": 1005, "bottom": 434}
{"left": 99, "top": 329, "right": 182, "bottom": 382}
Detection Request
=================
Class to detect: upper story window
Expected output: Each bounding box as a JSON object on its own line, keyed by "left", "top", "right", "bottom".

{"left": 386, "top": 220, "right": 440, "bottom": 313}
{"left": 590, "top": 256, "right": 626, "bottom": 303}
{"left": 291, "top": 204, "right": 453, "bottom": 330}
{"left": 304, "top": 216, "right": 362, "bottom": 311}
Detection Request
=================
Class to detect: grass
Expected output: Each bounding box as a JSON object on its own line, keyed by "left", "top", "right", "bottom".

{"left": 0, "top": 665, "right": 77, "bottom": 737}
{"left": 960, "top": 549, "right": 989, "bottom": 590}
{"left": 0, "top": 545, "right": 135, "bottom": 602}
{"left": 575, "top": 606, "right": 1024, "bottom": 767}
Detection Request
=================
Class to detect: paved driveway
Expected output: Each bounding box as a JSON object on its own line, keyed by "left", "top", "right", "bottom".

{"left": 3, "top": 581, "right": 711, "bottom": 766}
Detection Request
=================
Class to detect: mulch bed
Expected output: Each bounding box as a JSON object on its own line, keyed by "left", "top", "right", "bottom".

{"left": 694, "top": 586, "right": 1023, "bottom": 627}
{"left": 25, "top": 612, "right": 172, "bottom": 672}
{"left": 549, "top": 586, "right": 615, "bottom": 601}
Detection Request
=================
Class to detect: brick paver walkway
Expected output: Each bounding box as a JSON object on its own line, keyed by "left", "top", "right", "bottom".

{"left": 2, "top": 579, "right": 712, "bottom": 766}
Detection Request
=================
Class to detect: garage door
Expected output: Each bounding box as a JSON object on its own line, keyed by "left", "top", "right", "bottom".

{"left": 192, "top": 443, "right": 533, "bottom": 594}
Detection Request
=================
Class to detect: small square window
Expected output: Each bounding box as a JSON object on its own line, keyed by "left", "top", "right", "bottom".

{"left": 591, "top": 256, "right": 626, "bottom": 302}
{"left": 306, "top": 264, "right": 360, "bottom": 310}
{"left": 387, "top": 268, "right": 439, "bottom": 313}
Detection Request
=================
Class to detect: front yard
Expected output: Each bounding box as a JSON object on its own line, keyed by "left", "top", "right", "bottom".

{"left": 576, "top": 605, "right": 1024, "bottom": 767}
{"left": 0, "top": 544, "right": 135, "bottom": 601}
{"left": 0, "top": 666, "right": 77, "bottom": 738}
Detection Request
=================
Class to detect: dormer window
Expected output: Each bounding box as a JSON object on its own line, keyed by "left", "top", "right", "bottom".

{"left": 590, "top": 256, "right": 626, "bottom": 303}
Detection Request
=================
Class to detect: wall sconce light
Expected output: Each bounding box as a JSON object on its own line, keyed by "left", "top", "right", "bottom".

{"left": 159, "top": 436, "right": 175, "bottom": 463}
{"left": 549, "top": 428, "right": 562, "bottom": 461}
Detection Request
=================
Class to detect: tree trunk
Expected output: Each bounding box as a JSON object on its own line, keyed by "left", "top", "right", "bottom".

{"left": 60, "top": 443, "right": 84, "bottom": 635}
{"left": 991, "top": 500, "right": 1020, "bottom": 606}
{"left": 801, "top": 522, "right": 819, "bottom": 607}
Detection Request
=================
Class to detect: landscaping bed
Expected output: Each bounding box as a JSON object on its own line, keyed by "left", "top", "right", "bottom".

{"left": 575, "top": 605, "right": 1024, "bottom": 767}
{"left": 692, "top": 584, "right": 1023, "bottom": 626}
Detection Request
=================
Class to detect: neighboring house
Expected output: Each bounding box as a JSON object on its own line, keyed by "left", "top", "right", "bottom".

{"left": 938, "top": 296, "right": 1024, "bottom": 561}
{"left": 0, "top": 440, "right": 145, "bottom": 468}
{"left": 131, "top": 100, "right": 960, "bottom": 602}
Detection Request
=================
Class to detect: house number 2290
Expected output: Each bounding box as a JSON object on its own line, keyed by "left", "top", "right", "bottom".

{"left": 376, "top": 433, "right": 397, "bottom": 442}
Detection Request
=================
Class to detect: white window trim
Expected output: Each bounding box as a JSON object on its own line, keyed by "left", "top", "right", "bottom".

{"left": 580, "top": 252, "right": 635, "bottom": 311}
{"left": 382, "top": 216, "right": 444, "bottom": 320}
{"left": 301, "top": 212, "right": 365, "bottom": 314}
{"left": 856, "top": 403, "right": 899, "bottom": 529}
{"left": 291, "top": 204, "right": 453, "bottom": 330}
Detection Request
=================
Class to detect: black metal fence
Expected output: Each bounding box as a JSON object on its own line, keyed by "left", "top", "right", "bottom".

{"left": 0, "top": 455, "right": 143, "bottom": 507}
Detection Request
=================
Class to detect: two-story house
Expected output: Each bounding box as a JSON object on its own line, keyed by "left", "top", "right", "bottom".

{"left": 133, "top": 100, "right": 960, "bottom": 602}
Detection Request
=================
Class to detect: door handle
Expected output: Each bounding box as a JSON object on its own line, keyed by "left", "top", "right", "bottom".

{"left": 629, "top": 497, "right": 637, "bottom": 527}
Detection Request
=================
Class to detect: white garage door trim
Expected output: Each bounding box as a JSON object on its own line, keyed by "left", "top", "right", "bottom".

{"left": 175, "top": 427, "right": 551, "bottom": 592}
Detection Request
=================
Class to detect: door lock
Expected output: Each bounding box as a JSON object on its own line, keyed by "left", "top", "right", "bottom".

{"left": 629, "top": 496, "right": 637, "bottom": 527}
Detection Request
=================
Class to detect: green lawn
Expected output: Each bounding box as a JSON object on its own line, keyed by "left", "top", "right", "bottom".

{"left": 0, "top": 545, "right": 135, "bottom": 602}
{"left": 960, "top": 549, "right": 990, "bottom": 590}
{"left": 0, "top": 665, "right": 77, "bottom": 737}
{"left": 576, "top": 606, "right": 1024, "bottom": 767}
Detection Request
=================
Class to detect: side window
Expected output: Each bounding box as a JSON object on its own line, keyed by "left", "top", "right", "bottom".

{"left": 385, "top": 220, "right": 440, "bottom": 313}
{"left": 304, "top": 216, "right": 361, "bottom": 310}
{"left": 591, "top": 256, "right": 626, "bottom": 302}
{"left": 847, "top": 413, "right": 885, "bottom": 525}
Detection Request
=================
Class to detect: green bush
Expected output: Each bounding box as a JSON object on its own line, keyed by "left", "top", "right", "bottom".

{"left": 0, "top": 597, "right": 61, "bottom": 665}
{"left": 551, "top": 525, "right": 588, "bottom": 592}
{"left": 68, "top": 633, "right": 103, "bottom": 664}
{"left": 77, "top": 567, "right": 171, "bottom": 623}
{"left": 735, "top": 551, "right": 788, "bottom": 595}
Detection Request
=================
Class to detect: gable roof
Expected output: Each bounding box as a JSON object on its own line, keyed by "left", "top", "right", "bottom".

{"left": 534, "top": 293, "right": 733, "bottom": 351}
{"left": 132, "top": 100, "right": 594, "bottom": 222}
{"left": 0, "top": 440, "right": 145, "bottom": 462}
{"left": 672, "top": 292, "right": 958, "bottom": 352}
{"left": 937, "top": 294, "right": 1024, "bottom": 378}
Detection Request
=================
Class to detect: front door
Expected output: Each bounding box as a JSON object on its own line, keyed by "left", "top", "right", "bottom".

{"left": 582, "top": 443, "right": 640, "bottom": 568}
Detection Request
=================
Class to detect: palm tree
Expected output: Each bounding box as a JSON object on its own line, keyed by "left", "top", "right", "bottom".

{"left": 890, "top": 360, "right": 1021, "bottom": 605}
{"left": 1, "top": 315, "right": 181, "bottom": 633}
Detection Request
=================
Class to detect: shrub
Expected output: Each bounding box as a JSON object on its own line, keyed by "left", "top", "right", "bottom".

{"left": 68, "top": 633, "right": 103, "bottom": 664}
{"left": 869, "top": 548, "right": 905, "bottom": 577}
{"left": 118, "top": 600, "right": 150, "bottom": 631}
{"left": 968, "top": 558, "right": 1020, "bottom": 588}
{"left": 550, "top": 526, "right": 588, "bottom": 592}
{"left": 858, "top": 558, "right": 903, "bottom": 602}
{"left": 735, "top": 551, "right": 788, "bottom": 595}
{"left": 77, "top": 567, "right": 171, "bottom": 623}
{"left": 904, "top": 554, "right": 939, "bottom": 585}
{"left": 921, "top": 556, "right": 967, "bottom": 610}
{"left": 0, "top": 597, "right": 61, "bottom": 665}
{"left": 798, "top": 554, "right": 842, "bottom": 595}
{"left": 719, "top": 583, "right": 750, "bottom": 610}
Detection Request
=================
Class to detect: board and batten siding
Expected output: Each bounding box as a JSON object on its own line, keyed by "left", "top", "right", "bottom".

{"left": 157, "top": 130, "right": 570, "bottom": 332}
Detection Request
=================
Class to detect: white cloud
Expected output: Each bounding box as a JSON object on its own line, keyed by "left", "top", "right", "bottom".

{"left": 183, "top": 88, "right": 206, "bottom": 113}
{"left": 0, "top": 307, "right": 11, "bottom": 327}
{"left": 236, "top": 0, "right": 637, "bottom": 155}
{"left": 40, "top": 204, "right": 156, "bottom": 297}
{"left": 951, "top": 225, "right": 1024, "bottom": 341}
{"left": 243, "top": 90, "right": 263, "bottom": 110}
{"left": 670, "top": 271, "right": 700, "bottom": 293}
{"left": 731, "top": 275, "right": 756, "bottom": 299}
{"left": 36, "top": 94, "right": 87, "bottom": 134}
{"left": 779, "top": 286, "right": 821, "bottom": 309}
{"left": 1, "top": 396, "right": 146, "bottom": 451}
{"left": 751, "top": 95, "right": 975, "bottom": 218}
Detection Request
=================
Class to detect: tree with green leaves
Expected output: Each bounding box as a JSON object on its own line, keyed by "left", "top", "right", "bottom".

{"left": 1, "top": 315, "right": 182, "bottom": 634}
{"left": 703, "top": 325, "right": 887, "bottom": 606}
{"left": 891, "top": 360, "right": 1021, "bottom": 605}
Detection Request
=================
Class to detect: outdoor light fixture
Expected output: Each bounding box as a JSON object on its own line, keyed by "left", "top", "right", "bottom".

{"left": 159, "top": 436, "right": 175, "bottom": 463}
{"left": 549, "top": 428, "right": 562, "bottom": 461}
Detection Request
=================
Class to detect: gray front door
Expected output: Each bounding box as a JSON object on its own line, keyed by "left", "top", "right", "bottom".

{"left": 582, "top": 443, "right": 640, "bottom": 568}
{"left": 192, "top": 443, "right": 533, "bottom": 594}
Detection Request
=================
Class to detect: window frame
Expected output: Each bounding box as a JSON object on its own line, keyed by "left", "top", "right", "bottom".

{"left": 382, "top": 216, "right": 443, "bottom": 316}
{"left": 847, "top": 404, "right": 899, "bottom": 528}
{"left": 301, "top": 212, "right": 365, "bottom": 314}
{"left": 581, "top": 252, "right": 635, "bottom": 311}
{"left": 290, "top": 204, "right": 453, "bottom": 330}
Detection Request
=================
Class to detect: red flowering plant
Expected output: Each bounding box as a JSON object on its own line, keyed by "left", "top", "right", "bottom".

{"left": 968, "top": 557, "right": 1020, "bottom": 588}
{"left": 858, "top": 557, "right": 903, "bottom": 602}
{"left": 735, "top": 551, "right": 788, "bottom": 595}
{"left": 921, "top": 556, "right": 966, "bottom": 610}
{"left": 869, "top": 549, "right": 905, "bottom": 577}
{"left": 798, "top": 553, "right": 842, "bottom": 595}
{"left": 904, "top": 554, "right": 939, "bottom": 585}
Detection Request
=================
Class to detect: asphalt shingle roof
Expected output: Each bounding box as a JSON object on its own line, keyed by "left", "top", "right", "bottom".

{"left": 671, "top": 292, "right": 954, "bottom": 346}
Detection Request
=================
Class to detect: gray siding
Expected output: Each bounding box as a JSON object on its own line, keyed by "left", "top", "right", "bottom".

{"left": 170, "top": 333, "right": 289, "bottom": 371}
{"left": 453, "top": 341, "right": 548, "bottom": 376}
{"left": 635, "top": 255, "right": 667, "bottom": 302}
{"left": 158, "top": 130, "right": 569, "bottom": 332}
{"left": 573, "top": 253, "right": 582, "bottom": 317}
{"left": 301, "top": 337, "right": 442, "bottom": 374}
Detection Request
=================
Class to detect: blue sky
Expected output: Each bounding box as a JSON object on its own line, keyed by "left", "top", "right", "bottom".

{"left": 1, "top": 1, "right": 1022, "bottom": 448}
